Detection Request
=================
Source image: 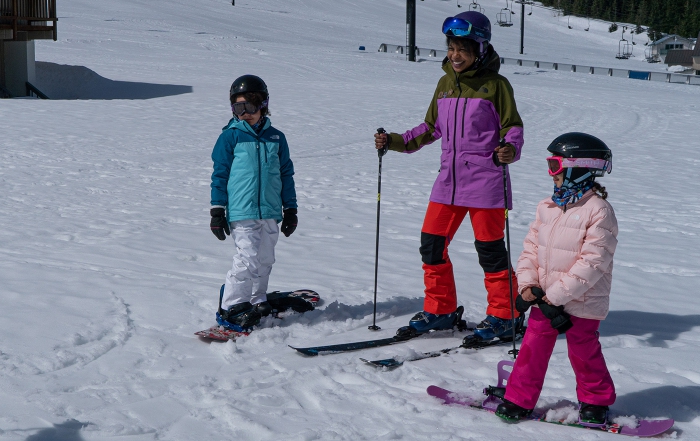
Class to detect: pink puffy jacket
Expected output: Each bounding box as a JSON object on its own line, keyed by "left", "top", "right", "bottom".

{"left": 516, "top": 190, "right": 618, "bottom": 320}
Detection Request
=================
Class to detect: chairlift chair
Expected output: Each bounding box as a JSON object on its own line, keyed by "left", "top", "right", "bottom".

{"left": 584, "top": 17, "right": 590, "bottom": 31}
{"left": 567, "top": 16, "right": 572, "bottom": 29}
{"left": 528, "top": 2, "right": 533, "bottom": 15}
{"left": 497, "top": 1, "right": 513, "bottom": 27}
{"left": 616, "top": 28, "right": 631, "bottom": 59}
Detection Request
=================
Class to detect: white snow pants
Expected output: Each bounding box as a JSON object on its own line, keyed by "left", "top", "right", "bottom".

{"left": 221, "top": 218, "right": 279, "bottom": 310}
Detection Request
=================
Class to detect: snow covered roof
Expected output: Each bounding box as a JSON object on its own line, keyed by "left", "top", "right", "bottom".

{"left": 651, "top": 34, "right": 694, "bottom": 46}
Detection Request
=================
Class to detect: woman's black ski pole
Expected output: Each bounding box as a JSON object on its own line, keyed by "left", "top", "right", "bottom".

{"left": 369, "top": 128, "right": 388, "bottom": 331}
{"left": 500, "top": 139, "right": 519, "bottom": 359}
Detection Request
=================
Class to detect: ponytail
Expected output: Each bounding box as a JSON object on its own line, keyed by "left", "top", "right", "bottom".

{"left": 592, "top": 181, "right": 608, "bottom": 200}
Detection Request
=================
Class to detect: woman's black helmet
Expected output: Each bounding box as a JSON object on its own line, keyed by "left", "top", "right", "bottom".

{"left": 229, "top": 75, "right": 268, "bottom": 100}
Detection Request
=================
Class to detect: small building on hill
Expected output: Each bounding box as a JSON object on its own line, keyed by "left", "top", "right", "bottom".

{"left": 649, "top": 34, "right": 695, "bottom": 63}
{"left": 664, "top": 31, "right": 700, "bottom": 74}
{"left": 0, "top": 0, "right": 57, "bottom": 97}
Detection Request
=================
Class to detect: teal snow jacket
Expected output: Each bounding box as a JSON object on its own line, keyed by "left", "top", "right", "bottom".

{"left": 210, "top": 117, "right": 297, "bottom": 223}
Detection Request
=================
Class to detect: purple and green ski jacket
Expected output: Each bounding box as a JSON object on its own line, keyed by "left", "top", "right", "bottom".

{"left": 387, "top": 47, "right": 524, "bottom": 209}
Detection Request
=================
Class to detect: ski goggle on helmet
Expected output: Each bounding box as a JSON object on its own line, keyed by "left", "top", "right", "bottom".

{"left": 546, "top": 157, "right": 612, "bottom": 177}
{"left": 442, "top": 13, "right": 491, "bottom": 43}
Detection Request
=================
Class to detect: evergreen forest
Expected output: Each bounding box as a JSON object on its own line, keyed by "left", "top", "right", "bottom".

{"left": 535, "top": 0, "right": 700, "bottom": 39}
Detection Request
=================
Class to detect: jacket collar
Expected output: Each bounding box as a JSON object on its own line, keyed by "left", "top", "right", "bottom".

{"left": 441, "top": 45, "right": 501, "bottom": 78}
{"left": 224, "top": 117, "right": 271, "bottom": 135}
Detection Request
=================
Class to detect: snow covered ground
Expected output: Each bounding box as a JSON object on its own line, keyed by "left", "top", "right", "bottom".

{"left": 2, "top": 0, "right": 700, "bottom": 439}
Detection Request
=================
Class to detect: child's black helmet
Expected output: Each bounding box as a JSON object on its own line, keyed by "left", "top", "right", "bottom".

{"left": 547, "top": 132, "right": 612, "bottom": 162}
{"left": 547, "top": 133, "right": 612, "bottom": 184}
{"left": 229, "top": 75, "right": 268, "bottom": 100}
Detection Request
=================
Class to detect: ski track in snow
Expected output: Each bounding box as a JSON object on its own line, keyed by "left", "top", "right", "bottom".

{"left": 1, "top": 0, "right": 699, "bottom": 439}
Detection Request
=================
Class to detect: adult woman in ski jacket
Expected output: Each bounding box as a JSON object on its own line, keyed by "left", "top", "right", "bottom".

{"left": 374, "top": 11, "right": 524, "bottom": 340}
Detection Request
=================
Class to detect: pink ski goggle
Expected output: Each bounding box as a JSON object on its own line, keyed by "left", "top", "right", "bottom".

{"left": 546, "top": 156, "right": 611, "bottom": 176}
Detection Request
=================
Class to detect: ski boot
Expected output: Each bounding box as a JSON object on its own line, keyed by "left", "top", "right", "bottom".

{"left": 396, "top": 306, "right": 465, "bottom": 339}
{"left": 495, "top": 400, "right": 533, "bottom": 422}
{"left": 472, "top": 314, "right": 524, "bottom": 342}
{"left": 579, "top": 402, "right": 609, "bottom": 427}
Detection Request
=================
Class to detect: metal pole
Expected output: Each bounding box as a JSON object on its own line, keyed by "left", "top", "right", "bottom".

{"left": 499, "top": 140, "right": 518, "bottom": 359}
{"left": 519, "top": 2, "right": 525, "bottom": 54}
{"left": 369, "top": 128, "right": 388, "bottom": 331}
{"left": 406, "top": 0, "right": 416, "bottom": 62}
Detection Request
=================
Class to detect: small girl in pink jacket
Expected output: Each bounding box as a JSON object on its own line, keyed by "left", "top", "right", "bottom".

{"left": 495, "top": 132, "right": 617, "bottom": 427}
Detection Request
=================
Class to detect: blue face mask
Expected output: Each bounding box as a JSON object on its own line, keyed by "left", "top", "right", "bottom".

{"left": 552, "top": 178, "right": 594, "bottom": 209}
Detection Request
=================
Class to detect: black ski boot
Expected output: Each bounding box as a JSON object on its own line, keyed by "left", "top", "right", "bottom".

{"left": 579, "top": 403, "right": 609, "bottom": 426}
{"left": 495, "top": 400, "right": 533, "bottom": 422}
{"left": 216, "top": 301, "right": 262, "bottom": 332}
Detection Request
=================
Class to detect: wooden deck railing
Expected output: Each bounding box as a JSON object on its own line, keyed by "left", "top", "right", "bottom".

{"left": 0, "top": 0, "right": 57, "bottom": 41}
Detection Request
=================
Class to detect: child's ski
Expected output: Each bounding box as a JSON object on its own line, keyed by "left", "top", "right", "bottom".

{"left": 196, "top": 289, "right": 320, "bottom": 341}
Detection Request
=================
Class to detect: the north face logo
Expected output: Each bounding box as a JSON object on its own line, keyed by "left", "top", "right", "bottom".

{"left": 271, "top": 135, "right": 280, "bottom": 139}
{"left": 479, "top": 87, "right": 489, "bottom": 93}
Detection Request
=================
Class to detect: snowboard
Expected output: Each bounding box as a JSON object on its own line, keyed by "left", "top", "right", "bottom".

{"left": 196, "top": 289, "right": 320, "bottom": 341}
{"left": 427, "top": 360, "right": 674, "bottom": 437}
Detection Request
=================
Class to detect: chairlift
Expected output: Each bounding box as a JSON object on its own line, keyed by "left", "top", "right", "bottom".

{"left": 527, "top": 2, "right": 533, "bottom": 15}
{"left": 468, "top": 0, "right": 484, "bottom": 13}
{"left": 567, "top": 16, "right": 572, "bottom": 30}
{"left": 616, "top": 27, "right": 632, "bottom": 59}
{"left": 584, "top": 17, "right": 590, "bottom": 31}
{"left": 496, "top": 0, "right": 513, "bottom": 27}
{"left": 644, "top": 46, "right": 660, "bottom": 63}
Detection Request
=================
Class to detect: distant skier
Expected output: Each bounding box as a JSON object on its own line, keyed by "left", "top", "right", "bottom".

{"left": 495, "top": 132, "right": 617, "bottom": 426}
{"left": 210, "top": 74, "right": 298, "bottom": 331}
{"left": 373, "top": 11, "right": 524, "bottom": 339}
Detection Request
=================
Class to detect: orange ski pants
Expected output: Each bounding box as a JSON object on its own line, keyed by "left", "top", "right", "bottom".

{"left": 420, "top": 201, "right": 518, "bottom": 318}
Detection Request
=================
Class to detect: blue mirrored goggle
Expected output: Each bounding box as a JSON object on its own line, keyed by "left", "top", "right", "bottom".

{"left": 442, "top": 17, "right": 490, "bottom": 41}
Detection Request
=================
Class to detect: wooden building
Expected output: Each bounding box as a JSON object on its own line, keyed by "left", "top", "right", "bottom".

{"left": 0, "top": 0, "right": 57, "bottom": 97}
{"left": 648, "top": 34, "right": 695, "bottom": 63}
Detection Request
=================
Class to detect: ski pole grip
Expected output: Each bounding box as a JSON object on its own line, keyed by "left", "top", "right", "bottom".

{"left": 377, "top": 127, "right": 388, "bottom": 158}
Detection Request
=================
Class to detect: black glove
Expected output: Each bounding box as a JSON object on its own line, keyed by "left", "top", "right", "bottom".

{"left": 530, "top": 287, "right": 573, "bottom": 334}
{"left": 281, "top": 208, "right": 298, "bottom": 237}
{"left": 210, "top": 207, "right": 230, "bottom": 240}
{"left": 516, "top": 294, "right": 535, "bottom": 313}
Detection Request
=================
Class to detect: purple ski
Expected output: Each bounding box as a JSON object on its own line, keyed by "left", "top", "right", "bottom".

{"left": 428, "top": 361, "right": 674, "bottom": 437}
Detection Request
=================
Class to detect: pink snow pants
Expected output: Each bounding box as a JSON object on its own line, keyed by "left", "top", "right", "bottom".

{"left": 504, "top": 307, "right": 616, "bottom": 409}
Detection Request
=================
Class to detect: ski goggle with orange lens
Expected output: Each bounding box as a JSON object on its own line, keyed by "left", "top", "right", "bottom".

{"left": 231, "top": 100, "right": 267, "bottom": 116}
{"left": 546, "top": 156, "right": 612, "bottom": 176}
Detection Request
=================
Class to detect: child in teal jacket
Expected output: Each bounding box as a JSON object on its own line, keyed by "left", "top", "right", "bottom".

{"left": 210, "top": 75, "right": 297, "bottom": 331}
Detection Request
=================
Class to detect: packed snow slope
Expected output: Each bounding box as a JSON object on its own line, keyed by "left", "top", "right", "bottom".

{"left": 1, "top": 0, "right": 700, "bottom": 439}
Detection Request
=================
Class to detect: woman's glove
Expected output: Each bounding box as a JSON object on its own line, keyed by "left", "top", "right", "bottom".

{"left": 281, "top": 208, "right": 298, "bottom": 237}
{"left": 210, "top": 208, "right": 230, "bottom": 240}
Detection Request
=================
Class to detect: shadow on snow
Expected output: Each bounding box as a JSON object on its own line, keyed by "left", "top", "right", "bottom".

{"left": 600, "top": 310, "right": 700, "bottom": 347}
{"left": 23, "top": 419, "right": 90, "bottom": 441}
{"left": 34, "top": 62, "right": 192, "bottom": 100}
